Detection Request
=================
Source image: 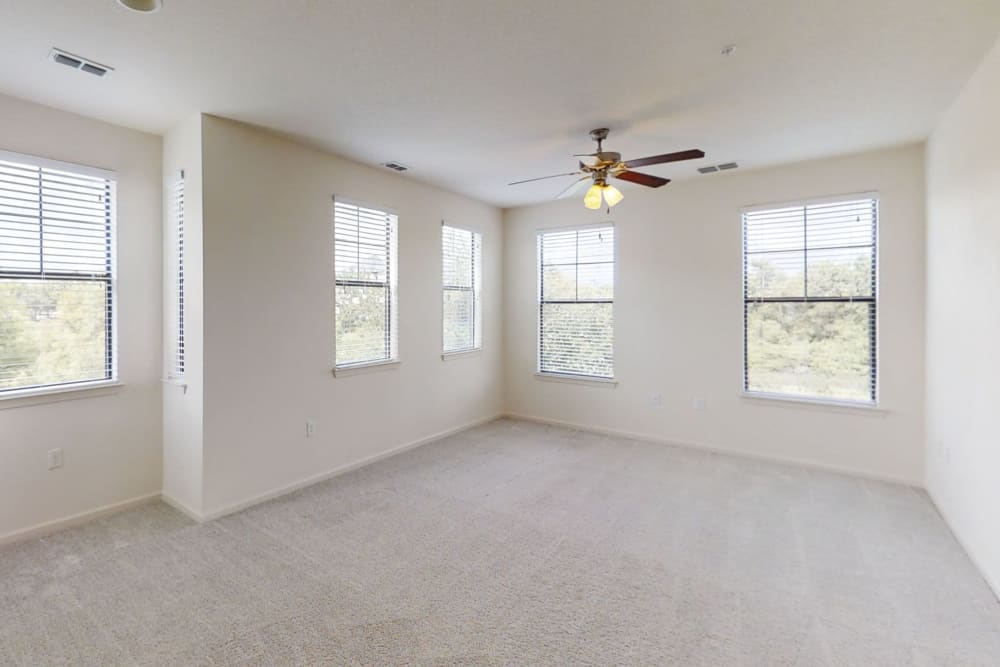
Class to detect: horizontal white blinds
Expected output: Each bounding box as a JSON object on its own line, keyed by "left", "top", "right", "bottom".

{"left": 0, "top": 155, "right": 115, "bottom": 392}
{"left": 538, "top": 225, "right": 614, "bottom": 378}
{"left": 743, "top": 196, "right": 877, "bottom": 402}
{"left": 442, "top": 225, "right": 482, "bottom": 353}
{"left": 169, "top": 174, "right": 185, "bottom": 378}
{"left": 334, "top": 199, "right": 398, "bottom": 367}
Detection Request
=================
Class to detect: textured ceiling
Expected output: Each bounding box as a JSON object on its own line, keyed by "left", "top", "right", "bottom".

{"left": 1, "top": 0, "right": 998, "bottom": 207}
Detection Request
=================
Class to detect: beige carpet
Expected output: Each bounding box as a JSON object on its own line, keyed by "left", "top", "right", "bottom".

{"left": 2, "top": 418, "right": 999, "bottom": 665}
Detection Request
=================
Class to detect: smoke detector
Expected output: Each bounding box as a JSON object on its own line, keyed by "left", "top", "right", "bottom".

{"left": 48, "top": 49, "right": 113, "bottom": 77}
{"left": 116, "top": 0, "right": 162, "bottom": 11}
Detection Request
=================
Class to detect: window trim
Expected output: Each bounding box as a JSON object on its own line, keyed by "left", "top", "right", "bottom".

{"left": 0, "top": 379, "right": 123, "bottom": 409}
{"left": 536, "top": 222, "right": 616, "bottom": 381}
{"left": 332, "top": 195, "right": 399, "bottom": 372}
{"left": 441, "top": 222, "right": 483, "bottom": 356}
{"left": 0, "top": 149, "right": 119, "bottom": 399}
{"left": 740, "top": 191, "right": 880, "bottom": 407}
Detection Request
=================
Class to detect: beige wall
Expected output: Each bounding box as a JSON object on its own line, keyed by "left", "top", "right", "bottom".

{"left": 504, "top": 144, "right": 926, "bottom": 484}
{"left": 197, "top": 116, "right": 504, "bottom": 516}
{"left": 0, "top": 93, "right": 162, "bottom": 540}
{"left": 926, "top": 36, "right": 1000, "bottom": 596}
{"left": 161, "top": 114, "right": 205, "bottom": 515}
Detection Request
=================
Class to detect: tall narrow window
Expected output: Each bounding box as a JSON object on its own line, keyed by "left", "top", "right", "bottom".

{"left": 442, "top": 224, "right": 482, "bottom": 354}
{"left": 743, "top": 194, "right": 878, "bottom": 403}
{"left": 537, "top": 225, "right": 614, "bottom": 379}
{"left": 334, "top": 199, "right": 398, "bottom": 368}
{"left": 168, "top": 171, "right": 185, "bottom": 378}
{"left": 0, "top": 151, "right": 116, "bottom": 393}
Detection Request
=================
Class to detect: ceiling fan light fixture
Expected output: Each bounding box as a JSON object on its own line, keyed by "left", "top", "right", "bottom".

{"left": 116, "top": 0, "right": 162, "bottom": 12}
{"left": 584, "top": 184, "right": 603, "bottom": 210}
{"left": 602, "top": 184, "right": 624, "bottom": 208}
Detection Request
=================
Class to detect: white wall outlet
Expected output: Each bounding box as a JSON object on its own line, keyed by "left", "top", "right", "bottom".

{"left": 305, "top": 420, "right": 316, "bottom": 438}
{"left": 47, "top": 448, "right": 63, "bottom": 470}
{"left": 693, "top": 397, "right": 706, "bottom": 412}
{"left": 650, "top": 393, "right": 663, "bottom": 408}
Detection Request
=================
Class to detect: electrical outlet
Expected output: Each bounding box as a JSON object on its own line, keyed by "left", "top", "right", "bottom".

{"left": 48, "top": 448, "right": 63, "bottom": 470}
{"left": 693, "top": 397, "right": 706, "bottom": 412}
{"left": 305, "top": 420, "right": 316, "bottom": 438}
{"left": 650, "top": 393, "right": 663, "bottom": 408}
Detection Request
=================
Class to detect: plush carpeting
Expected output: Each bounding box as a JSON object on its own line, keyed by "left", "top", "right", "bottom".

{"left": 2, "top": 418, "right": 999, "bottom": 665}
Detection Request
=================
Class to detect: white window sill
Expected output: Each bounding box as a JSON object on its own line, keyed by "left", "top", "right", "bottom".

{"left": 333, "top": 359, "right": 400, "bottom": 377}
{"left": 0, "top": 380, "right": 124, "bottom": 410}
{"left": 741, "top": 391, "right": 886, "bottom": 416}
{"left": 441, "top": 348, "right": 483, "bottom": 361}
{"left": 535, "top": 372, "right": 618, "bottom": 388}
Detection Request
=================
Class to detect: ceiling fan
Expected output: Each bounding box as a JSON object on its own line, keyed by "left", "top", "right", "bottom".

{"left": 508, "top": 128, "right": 705, "bottom": 210}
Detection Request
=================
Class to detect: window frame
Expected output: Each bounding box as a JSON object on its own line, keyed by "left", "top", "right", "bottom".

{"left": 441, "top": 223, "right": 483, "bottom": 357}
{"left": 741, "top": 192, "right": 880, "bottom": 407}
{"left": 332, "top": 196, "right": 399, "bottom": 374}
{"left": 536, "top": 222, "right": 616, "bottom": 382}
{"left": 0, "top": 149, "right": 118, "bottom": 399}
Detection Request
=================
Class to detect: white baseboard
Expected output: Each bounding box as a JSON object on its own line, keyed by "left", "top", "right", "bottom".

{"left": 197, "top": 413, "right": 504, "bottom": 522}
{"left": 925, "top": 488, "right": 1000, "bottom": 604}
{"left": 503, "top": 412, "right": 920, "bottom": 487}
{"left": 1, "top": 415, "right": 503, "bottom": 544}
{"left": 160, "top": 492, "right": 205, "bottom": 523}
{"left": 0, "top": 492, "right": 160, "bottom": 546}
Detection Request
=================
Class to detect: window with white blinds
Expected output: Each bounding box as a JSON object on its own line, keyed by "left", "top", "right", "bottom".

{"left": 743, "top": 194, "right": 878, "bottom": 403}
{"left": 168, "top": 172, "right": 185, "bottom": 378}
{"left": 538, "top": 225, "right": 614, "bottom": 379}
{"left": 334, "top": 199, "right": 398, "bottom": 368}
{"left": 0, "top": 151, "right": 116, "bottom": 393}
{"left": 442, "top": 224, "right": 482, "bottom": 354}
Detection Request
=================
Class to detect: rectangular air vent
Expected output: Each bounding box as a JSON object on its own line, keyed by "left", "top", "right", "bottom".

{"left": 381, "top": 162, "right": 408, "bottom": 172}
{"left": 49, "top": 48, "right": 113, "bottom": 77}
{"left": 698, "top": 161, "right": 739, "bottom": 174}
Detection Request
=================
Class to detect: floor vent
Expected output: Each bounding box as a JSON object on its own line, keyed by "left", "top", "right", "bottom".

{"left": 382, "top": 162, "right": 409, "bottom": 172}
{"left": 49, "top": 48, "right": 113, "bottom": 77}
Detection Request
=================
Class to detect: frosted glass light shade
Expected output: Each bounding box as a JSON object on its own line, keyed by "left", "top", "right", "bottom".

{"left": 603, "top": 184, "right": 624, "bottom": 207}
{"left": 584, "top": 184, "right": 603, "bottom": 210}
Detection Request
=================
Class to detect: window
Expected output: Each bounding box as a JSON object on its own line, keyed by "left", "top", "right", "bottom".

{"left": 0, "top": 151, "right": 116, "bottom": 394}
{"left": 168, "top": 171, "right": 185, "bottom": 378}
{"left": 537, "top": 225, "right": 614, "bottom": 379}
{"left": 334, "top": 199, "right": 398, "bottom": 368}
{"left": 441, "top": 224, "right": 482, "bottom": 354}
{"left": 743, "top": 194, "right": 878, "bottom": 403}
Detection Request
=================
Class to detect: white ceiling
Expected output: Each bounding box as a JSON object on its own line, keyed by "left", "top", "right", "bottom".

{"left": 1, "top": 1, "right": 999, "bottom": 207}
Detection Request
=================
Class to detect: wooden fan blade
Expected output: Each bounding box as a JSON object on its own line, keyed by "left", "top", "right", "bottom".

{"left": 508, "top": 171, "right": 582, "bottom": 186}
{"left": 624, "top": 149, "right": 705, "bottom": 169}
{"left": 615, "top": 171, "right": 671, "bottom": 188}
{"left": 556, "top": 176, "right": 590, "bottom": 199}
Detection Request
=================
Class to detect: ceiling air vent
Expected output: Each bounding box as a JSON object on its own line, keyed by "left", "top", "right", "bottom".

{"left": 698, "top": 161, "right": 739, "bottom": 174}
{"left": 49, "top": 48, "right": 113, "bottom": 77}
{"left": 381, "top": 162, "right": 409, "bottom": 172}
